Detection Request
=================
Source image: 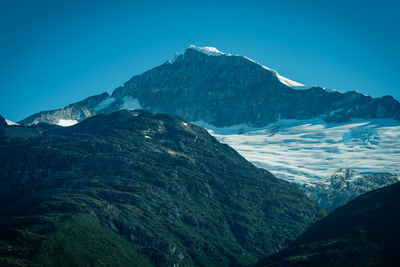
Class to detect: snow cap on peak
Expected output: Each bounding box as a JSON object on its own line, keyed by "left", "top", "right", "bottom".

{"left": 187, "top": 45, "right": 225, "bottom": 56}
{"left": 168, "top": 45, "right": 226, "bottom": 64}
{"left": 187, "top": 45, "right": 304, "bottom": 87}
{"left": 168, "top": 44, "right": 306, "bottom": 88}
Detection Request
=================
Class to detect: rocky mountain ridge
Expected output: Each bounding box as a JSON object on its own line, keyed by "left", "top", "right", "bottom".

{"left": 302, "top": 169, "right": 398, "bottom": 210}
{"left": 19, "top": 92, "right": 109, "bottom": 126}
{"left": 18, "top": 45, "right": 400, "bottom": 127}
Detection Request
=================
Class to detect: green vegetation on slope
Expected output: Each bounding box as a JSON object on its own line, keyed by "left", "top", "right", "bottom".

{"left": 36, "top": 214, "right": 152, "bottom": 267}
{"left": 0, "top": 111, "right": 325, "bottom": 266}
{"left": 0, "top": 214, "right": 152, "bottom": 267}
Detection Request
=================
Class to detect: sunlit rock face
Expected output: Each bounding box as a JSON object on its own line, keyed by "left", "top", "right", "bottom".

{"left": 19, "top": 45, "right": 400, "bottom": 128}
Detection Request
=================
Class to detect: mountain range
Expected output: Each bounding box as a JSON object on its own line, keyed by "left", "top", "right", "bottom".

{"left": 13, "top": 45, "right": 400, "bottom": 210}
{"left": 19, "top": 45, "right": 400, "bottom": 127}
{"left": 2, "top": 45, "right": 400, "bottom": 266}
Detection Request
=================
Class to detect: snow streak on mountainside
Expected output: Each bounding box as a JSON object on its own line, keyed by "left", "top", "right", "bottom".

{"left": 202, "top": 118, "right": 400, "bottom": 185}
{"left": 5, "top": 119, "right": 18, "bottom": 126}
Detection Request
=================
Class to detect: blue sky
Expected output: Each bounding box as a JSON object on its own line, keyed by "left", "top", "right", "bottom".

{"left": 1, "top": 0, "right": 399, "bottom": 121}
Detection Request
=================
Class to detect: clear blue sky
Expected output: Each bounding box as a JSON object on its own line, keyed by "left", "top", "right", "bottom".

{"left": 1, "top": 0, "right": 399, "bottom": 121}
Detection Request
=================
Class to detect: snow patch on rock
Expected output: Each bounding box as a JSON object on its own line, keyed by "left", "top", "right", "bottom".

{"left": 168, "top": 51, "right": 185, "bottom": 64}
{"left": 188, "top": 45, "right": 225, "bottom": 56}
{"left": 5, "top": 119, "right": 19, "bottom": 126}
{"left": 276, "top": 74, "right": 304, "bottom": 87}
{"left": 121, "top": 96, "right": 143, "bottom": 110}
{"left": 58, "top": 119, "right": 78, "bottom": 127}
{"left": 95, "top": 97, "right": 116, "bottom": 111}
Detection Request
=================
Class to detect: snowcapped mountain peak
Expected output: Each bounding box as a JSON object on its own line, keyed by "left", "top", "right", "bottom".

{"left": 168, "top": 45, "right": 226, "bottom": 63}
{"left": 187, "top": 45, "right": 225, "bottom": 56}
{"left": 168, "top": 45, "right": 305, "bottom": 88}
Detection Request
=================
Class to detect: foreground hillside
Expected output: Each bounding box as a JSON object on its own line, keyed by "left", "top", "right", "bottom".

{"left": 256, "top": 182, "right": 400, "bottom": 267}
{"left": 0, "top": 111, "right": 325, "bottom": 266}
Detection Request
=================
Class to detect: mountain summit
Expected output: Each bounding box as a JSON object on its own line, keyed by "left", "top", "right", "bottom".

{"left": 169, "top": 45, "right": 304, "bottom": 88}
{"left": 19, "top": 45, "right": 400, "bottom": 127}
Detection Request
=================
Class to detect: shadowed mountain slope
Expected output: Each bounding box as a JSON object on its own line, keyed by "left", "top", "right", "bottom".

{"left": 256, "top": 182, "right": 400, "bottom": 267}
{"left": 0, "top": 111, "right": 325, "bottom": 266}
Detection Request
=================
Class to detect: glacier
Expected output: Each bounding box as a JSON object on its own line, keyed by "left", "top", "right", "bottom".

{"left": 199, "top": 118, "right": 400, "bottom": 185}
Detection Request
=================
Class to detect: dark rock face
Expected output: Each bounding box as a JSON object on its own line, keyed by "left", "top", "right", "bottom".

{"left": 112, "top": 49, "right": 292, "bottom": 127}
{"left": 303, "top": 169, "right": 398, "bottom": 211}
{"left": 0, "top": 115, "right": 7, "bottom": 128}
{"left": 256, "top": 182, "right": 400, "bottom": 267}
{"left": 114, "top": 49, "right": 400, "bottom": 127}
{"left": 0, "top": 110, "right": 325, "bottom": 266}
{"left": 19, "top": 47, "right": 400, "bottom": 127}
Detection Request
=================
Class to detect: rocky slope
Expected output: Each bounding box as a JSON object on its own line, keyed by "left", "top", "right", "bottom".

{"left": 0, "top": 111, "right": 325, "bottom": 266}
{"left": 0, "top": 116, "right": 7, "bottom": 128}
{"left": 111, "top": 47, "right": 400, "bottom": 127}
{"left": 19, "top": 92, "right": 109, "bottom": 126}
{"left": 302, "top": 169, "right": 398, "bottom": 210}
{"left": 256, "top": 182, "right": 400, "bottom": 266}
